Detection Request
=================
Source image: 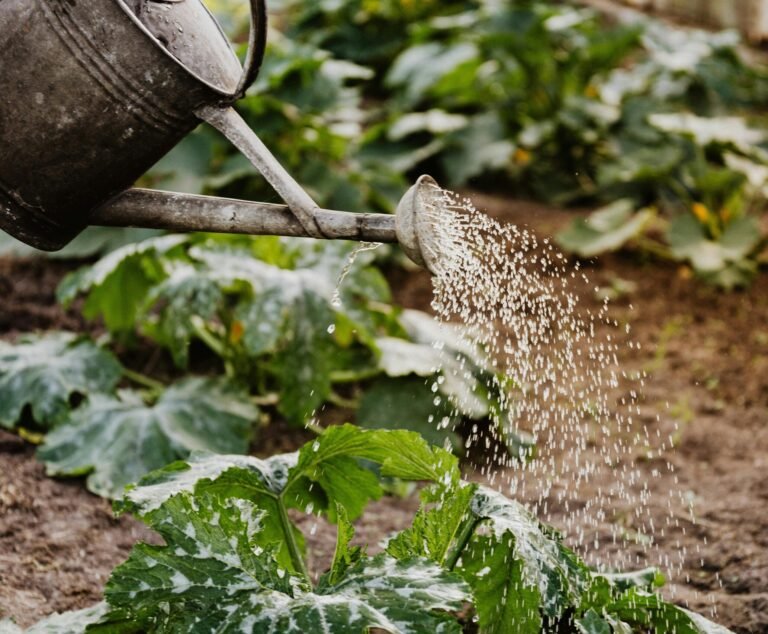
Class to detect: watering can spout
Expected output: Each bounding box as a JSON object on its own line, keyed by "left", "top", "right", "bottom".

{"left": 92, "top": 172, "right": 443, "bottom": 275}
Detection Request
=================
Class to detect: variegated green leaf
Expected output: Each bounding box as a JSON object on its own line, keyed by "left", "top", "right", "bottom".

{"left": 57, "top": 235, "right": 188, "bottom": 333}
{"left": 0, "top": 332, "right": 122, "bottom": 429}
{"left": 103, "top": 491, "right": 469, "bottom": 633}
{"left": 120, "top": 425, "right": 458, "bottom": 523}
{"left": 38, "top": 377, "right": 257, "bottom": 498}
{"left": 468, "top": 486, "right": 588, "bottom": 619}
{"left": 0, "top": 603, "right": 108, "bottom": 633}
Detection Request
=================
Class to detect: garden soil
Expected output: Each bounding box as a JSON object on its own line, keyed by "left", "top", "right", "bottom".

{"left": 1, "top": 195, "right": 766, "bottom": 633}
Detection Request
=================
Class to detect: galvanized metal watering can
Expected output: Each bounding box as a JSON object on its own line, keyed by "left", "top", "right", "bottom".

{"left": 0, "top": 0, "right": 440, "bottom": 271}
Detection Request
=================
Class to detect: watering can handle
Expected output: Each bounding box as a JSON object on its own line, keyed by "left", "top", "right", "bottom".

{"left": 234, "top": 0, "right": 269, "bottom": 100}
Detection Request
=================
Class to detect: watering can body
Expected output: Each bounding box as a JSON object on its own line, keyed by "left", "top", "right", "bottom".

{"left": 0, "top": 0, "right": 266, "bottom": 250}
{"left": 0, "top": 0, "right": 435, "bottom": 270}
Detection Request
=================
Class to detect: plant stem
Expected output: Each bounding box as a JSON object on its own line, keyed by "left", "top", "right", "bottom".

{"left": 277, "top": 497, "right": 310, "bottom": 581}
{"left": 329, "top": 368, "right": 382, "bottom": 384}
{"left": 327, "top": 391, "right": 359, "bottom": 410}
{"left": 251, "top": 393, "right": 280, "bottom": 406}
{"left": 445, "top": 516, "right": 480, "bottom": 571}
{"left": 123, "top": 368, "right": 165, "bottom": 392}
{"left": 190, "top": 317, "right": 226, "bottom": 357}
{"left": 305, "top": 420, "right": 325, "bottom": 436}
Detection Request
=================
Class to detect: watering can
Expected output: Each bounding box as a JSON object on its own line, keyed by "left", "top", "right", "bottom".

{"left": 0, "top": 0, "right": 441, "bottom": 271}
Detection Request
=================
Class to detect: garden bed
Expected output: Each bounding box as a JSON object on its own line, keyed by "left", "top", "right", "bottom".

{"left": 1, "top": 195, "right": 766, "bottom": 633}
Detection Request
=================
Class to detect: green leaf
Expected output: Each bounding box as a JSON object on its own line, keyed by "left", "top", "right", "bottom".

{"left": 104, "top": 491, "right": 470, "bottom": 633}
{"left": 118, "top": 451, "right": 296, "bottom": 516}
{"left": 191, "top": 248, "right": 338, "bottom": 424}
{"left": 140, "top": 264, "right": 234, "bottom": 368}
{"left": 667, "top": 214, "right": 761, "bottom": 287}
{"left": 102, "top": 492, "right": 293, "bottom": 630}
{"left": 594, "top": 567, "right": 665, "bottom": 593}
{"left": 387, "top": 482, "right": 477, "bottom": 566}
{"left": 0, "top": 333, "right": 122, "bottom": 429}
{"left": 2, "top": 603, "right": 108, "bottom": 633}
{"left": 357, "top": 377, "right": 461, "bottom": 451}
{"left": 556, "top": 200, "right": 655, "bottom": 258}
{"left": 285, "top": 425, "right": 460, "bottom": 520}
{"left": 441, "top": 112, "right": 515, "bottom": 186}
{"left": 461, "top": 534, "right": 542, "bottom": 634}
{"left": 468, "top": 486, "right": 589, "bottom": 619}
{"left": 57, "top": 235, "right": 188, "bottom": 333}
{"left": 375, "top": 338, "right": 443, "bottom": 377}
{"left": 575, "top": 608, "right": 612, "bottom": 634}
{"left": 327, "top": 502, "right": 365, "bottom": 586}
{"left": 118, "top": 450, "right": 302, "bottom": 572}
{"left": 386, "top": 42, "right": 480, "bottom": 106}
{"left": 604, "top": 588, "right": 734, "bottom": 633}
{"left": 120, "top": 425, "right": 458, "bottom": 523}
{"left": 38, "top": 377, "right": 257, "bottom": 498}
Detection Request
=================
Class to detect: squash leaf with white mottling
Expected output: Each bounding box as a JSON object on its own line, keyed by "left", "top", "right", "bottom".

{"left": 38, "top": 377, "right": 257, "bottom": 499}
{"left": 99, "top": 491, "right": 470, "bottom": 633}
{"left": 0, "top": 332, "right": 122, "bottom": 430}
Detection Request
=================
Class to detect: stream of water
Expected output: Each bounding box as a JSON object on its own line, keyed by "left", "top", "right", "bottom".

{"left": 415, "top": 184, "right": 686, "bottom": 577}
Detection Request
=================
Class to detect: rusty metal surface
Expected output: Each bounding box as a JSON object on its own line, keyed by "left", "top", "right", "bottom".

{"left": 0, "top": 0, "right": 266, "bottom": 250}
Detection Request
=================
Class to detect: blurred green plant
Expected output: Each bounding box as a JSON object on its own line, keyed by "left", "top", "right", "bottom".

{"left": 197, "top": 1, "right": 768, "bottom": 288}
{"left": 47, "top": 233, "right": 527, "bottom": 491}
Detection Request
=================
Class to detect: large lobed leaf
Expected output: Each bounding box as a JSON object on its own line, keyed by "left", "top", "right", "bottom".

{"left": 467, "top": 486, "right": 589, "bottom": 623}
{"left": 667, "top": 214, "right": 761, "bottom": 288}
{"left": 38, "top": 377, "right": 258, "bottom": 499}
{"left": 0, "top": 333, "right": 122, "bottom": 430}
{"left": 117, "top": 425, "right": 457, "bottom": 571}
{"left": 98, "top": 491, "right": 469, "bottom": 634}
{"left": 57, "top": 235, "right": 188, "bottom": 334}
{"left": 121, "top": 425, "right": 458, "bottom": 520}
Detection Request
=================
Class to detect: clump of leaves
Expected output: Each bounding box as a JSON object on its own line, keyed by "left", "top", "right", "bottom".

{"left": 15, "top": 428, "right": 732, "bottom": 633}
{"left": 57, "top": 234, "right": 513, "bottom": 451}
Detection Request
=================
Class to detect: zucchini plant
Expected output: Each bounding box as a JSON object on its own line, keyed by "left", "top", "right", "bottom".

{"left": 7, "top": 427, "right": 732, "bottom": 633}
{"left": 0, "top": 233, "right": 528, "bottom": 497}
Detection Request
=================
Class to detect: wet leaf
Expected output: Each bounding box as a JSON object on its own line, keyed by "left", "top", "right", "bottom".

{"left": 38, "top": 377, "right": 257, "bottom": 498}
{"left": 103, "top": 491, "right": 469, "bottom": 633}
{"left": 468, "top": 486, "right": 589, "bottom": 619}
{"left": 604, "top": 588, "right": 734, "bottom": 634}
{"left": 387, "top": 482, "right": 477, "bottom": 565}
{"left": 0, "top": 333, "right": 122, "bottom": 430}
{"left": 461, "top": 534, "right": 543, "bottom": 633}
{"left": 0, "top": 603, "right": 108, "bottom": 633}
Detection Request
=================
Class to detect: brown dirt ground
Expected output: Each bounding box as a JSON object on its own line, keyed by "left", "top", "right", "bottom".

{"left": 1, "top": 194, "right": 767, "bottom": 632}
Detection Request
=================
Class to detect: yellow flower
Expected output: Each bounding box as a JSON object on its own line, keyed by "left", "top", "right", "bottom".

{"left": 229, "top": 320, "right": 245, "bottom": 345}
{"left": 514, "top": 147, "right": 532, "bottom": 166}
{"left": 691, "top": 202, "right": 709, "bottom": 223}
{"left": 584, "top": 84, "right": 599, "bottom": 98}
